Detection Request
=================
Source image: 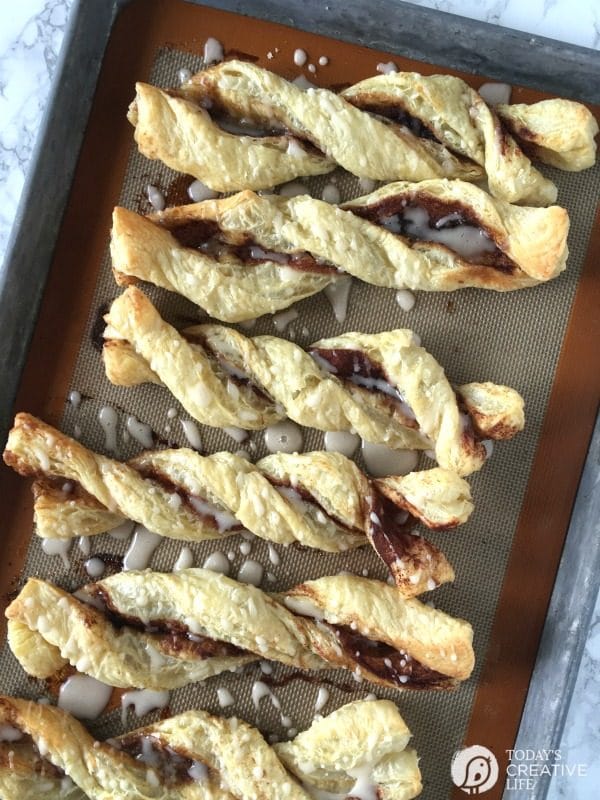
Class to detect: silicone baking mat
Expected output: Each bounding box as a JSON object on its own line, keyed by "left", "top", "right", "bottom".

{"left": 0, "top": 2, "right": 599, "bottom": 798}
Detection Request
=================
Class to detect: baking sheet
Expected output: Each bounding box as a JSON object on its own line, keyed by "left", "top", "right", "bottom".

{"left": 0, "top": 2, "right": 599, "bottom": 799}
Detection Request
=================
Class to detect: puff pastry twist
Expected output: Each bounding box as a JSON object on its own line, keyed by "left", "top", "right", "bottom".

{"left": 102, "top": 287, "right": 524, "bottom": 476}
{"left": 6, "top": 570, "right": 475, "bottom": 691}
{"left": 0, "top": 696, "right": 422, "bottom": 799}
{"left": 4, "top": 413, "right": 473, "bottom": 594}
{"left": 111, "top": 181, "right": 569, "bottom": 321}
{"left": 128, "top": 61, "right": 596, "bottom": 202}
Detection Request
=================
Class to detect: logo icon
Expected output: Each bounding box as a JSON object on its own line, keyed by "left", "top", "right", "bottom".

{"left": 451, "top": 745, "right": 499, "bottom": 795}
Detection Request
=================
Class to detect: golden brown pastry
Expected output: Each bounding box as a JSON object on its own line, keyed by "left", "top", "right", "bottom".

{"left": 111, "top": 182, "right": 569, "bottom": 320}
{"left": 102, "top": 287, "right": 525, "bottom": 476}
{"left": 0, "top": 696, "right": 422, "bottom": 800}
{"left": 343, "top": 73, "right": 596, "bottom": 201}
{"left": 4, "top": 413, "right": 473, "bottom": 594}
{"left": 495, "top": 99, "right": 598, "bottom": 171}
{"left": 6, "top": 570, "right": 475, "bottom": 691}
{"left": 128, "top": 61, "right": 596, "bottom": 202}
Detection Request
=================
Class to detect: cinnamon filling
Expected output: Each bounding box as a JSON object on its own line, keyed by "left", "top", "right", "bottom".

{"left": 113, "top": 734, "right": 209, "bottom": 785}
{"left": 330, "top": 623, "right": 452, "bottom": 688}
{"left": 91, "top": 587, "right": 247, "bottom": 660}
{"left": 310, "top": 347, "right": 418, "bottom": 427}
{"left": 180, "top": 330, "right": 274, "bottom": 404}
{"left": 348, "top": 98, "right": 441, "bottom": 143}
{"left": 266, "top": 477, "right": 367, "bottom": 537}
{"left": 366, "top": 490, "right": 426, "bottom": 574}
{"left": 163, "top": 219, "right": 337, "bottom": 275}
{"left": 347, "top": 195, "right": 516, "bottom": 272}
{"left": 169, "top": 86, "right": 324, "bottom": 155}
{"left": 134, "top": 465, "right": 242, "bottom": 534}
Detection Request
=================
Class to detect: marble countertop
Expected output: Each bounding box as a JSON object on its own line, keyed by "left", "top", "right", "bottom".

{"left": 0, "top": 1, "right": 598, "bottom": 797}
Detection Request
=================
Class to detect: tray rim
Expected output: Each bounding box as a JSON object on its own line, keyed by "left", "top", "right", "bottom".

{"left": 0, "top": 2, "right": 598, "bottom": 799}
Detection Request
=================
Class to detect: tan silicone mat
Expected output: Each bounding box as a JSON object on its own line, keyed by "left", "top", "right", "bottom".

{"left": 0, "top": 2, "right": 599, "bottom": 798}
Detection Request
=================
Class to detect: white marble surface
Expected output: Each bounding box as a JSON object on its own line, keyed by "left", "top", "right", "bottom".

{"left": 0, "top": 0, "right": 598, "bottom": 797}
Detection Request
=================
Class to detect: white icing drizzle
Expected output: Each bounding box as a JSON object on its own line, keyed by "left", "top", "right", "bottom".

{"left": 73, "top": 424, "right": 82, "bottom": 439}
{"left": 121, "top": 689, "right": 170, "bottom": 725}
{"left": 146, "top": 185, "right": 165, "bottom": 212}
{"left": 287, "top": 138, "right": 307, "bottom": 158}
{"left": 108, "top": 520, "right": 135, "bottom": 540}
{"left": 260, "top": 661, "right": 273, "bottom": 675}
{"left": 318, "top": 56, "right": 329, "bottom": 66}
{"left": 283, "top": 596, "right": 324, "bottom": 620}
{"left": 308, "top": 64, "right": 317, "bottom": 74}
{"left": 396, "top": 288, "right": 416, "bottom": 312}
{"left": 0, "top": 724, "right": 23, "bottom": 742}
{"left": 358, "top": 177, "right": 377, "bottom": 194}
{"left": 238, "top": 559, "right": 264, "bottom": 587}
{"left": 69, "top": 390, "right": 81, "bottom": 409}
{"left": 178, "top": 67, "right": 192, "bottom": 84}
{"left": 78, "top": 536, "right": 91, "bottom": 556}
{"left": 189, "top": 762, "right": 209, "bottom": 782}
{"left": 293, "top": 48, "right": 308, "bottom": 67}
{"left": 167, "top": 407, "right": 178, "bottom": 420}
{"left": 41, "top": 538, "right": 72, "bottom": 570}
{"left": 239, "top": 540, "right": 252, "bottom": 556}
{"left": 126, "top": 415, "right": 154, "bottom": 449}
{"left": 400, "top": 206, "right": 497, "bottom": 260}
{"left": 188, "top": 179, "right": 218, "bottom": 202}
{"left": 483, "top": 439, "right": 494, "bottom": 458}
{"left": 123, "top": 525, "right": 162, "bottom": 571}
{"left": 323, "top": 431, "right": 360, "bottom": 458}
{"left": 251, "top": 680, "right": 281, "bottom": 710}
{"left": 58, "top": 675, "right": 112, "bottom": 720}
{"left": 249, "top": 244, "right": 288, "bottom": 264}
{"left": 321, "top": 183, "right": 340, "bottom": 204}
{"left": 173, "top": 546, "right": 194, "bottom": 571}
{"left": 314, "top": 687, "right": 329, "bottom": 713}
{"left": 187, "top": 496, "right": 238, "bottom": 532}
{"left": 84, "top": 557, "right": 105, "bottom": 578}
{"left": 323, "top": 276, "right": 352, "bottom": 323}
{"left": 264, "top": 421, "right": 303, "bottom": 454}
{"left": 216, "top": 687, "right": 235, "bottom": 708}
{"left": 278, "top": 181, "right": 308, "bottom": 197}
{"left": 203, "top": 551, "right": 230, "bottom": 575}
{"left": 224, "top": 426, "right": 248, "bottom": 443}
{"left": 292, "top": 74, "right": 317, "bottom": 91}
{"left": 478, "top": 81, "right": 512, "bottom": 105}
{"left": 98, "top": 406, "right": 118, "bottom": 453}
{"left": 180, "top": 419, "right": 202, "bottom": 450}
{"left": 376, "top": 61, "right": 398, "bottom": 74}
{"left": 346, "top": 765, "right": 378, "bottom": 800}
{"left": 204, "top": 37, "right": 224, "bottom": 64}
{"left": 267, "top": 543, "right": 280, "bottom": 566}
{"left": 361, "top": 441, "right": 419, "bottom": 478}
{"left": 272, "top": 308, "right": 299, "bottom": 332}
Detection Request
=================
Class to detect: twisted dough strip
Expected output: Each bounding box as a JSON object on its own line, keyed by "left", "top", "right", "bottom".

{"left": 111, "top": 182, "right": 569, "bottom": 321}
{"left": 6, "top": 570, "right": 475, "bottom": 691}
{"left": 0, "top": 696, "right": 421, "bottom": 800}
{"left": 129, "top": 61, "right": 595, "bottom": 203}
{"left": 4, "top": 413, "right": 473, "bottom": 594}
{"left": 102, "top": 287, "right": 524, "bottom": 476}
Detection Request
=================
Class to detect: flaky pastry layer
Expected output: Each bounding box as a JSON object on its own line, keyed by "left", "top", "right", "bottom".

{"left": 102, "top": 287, "right": 524, "bottom": 475}
{"left": 0, "top": 696, "right": 422, "bottom": 799}
{"left": 111, "top": 181, "right": 569, "bottom": 321}
{"left": 6, "top": 570, "right": 475, "bottom": 691}
{"left": 128, "top": 61, "right": 596, "bottom": 203}
{"left": 4, "top": 413, "right": 474, "bottom": 595}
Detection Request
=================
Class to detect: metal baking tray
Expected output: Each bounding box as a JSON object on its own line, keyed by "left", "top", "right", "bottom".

{"left": 0, "top": 2, "right": 598, "bottom": 799}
